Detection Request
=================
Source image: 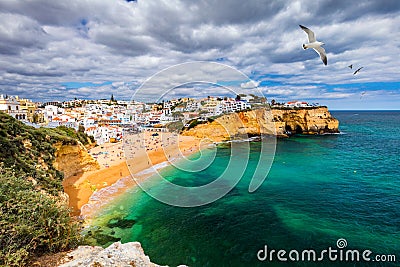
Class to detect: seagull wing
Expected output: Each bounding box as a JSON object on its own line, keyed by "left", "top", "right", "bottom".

{"left": 353, "top": 67, "right": 363, "bottom": 75}
{"left": 299, "top": 25, "right": 316, "bottom": 42}
{"left": 313, "top": 46, "right": 327, "bottom": 65}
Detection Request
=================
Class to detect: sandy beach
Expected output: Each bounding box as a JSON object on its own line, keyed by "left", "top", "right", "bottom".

{"left": 63, "top": 131, "right": 210, "bottom": 217}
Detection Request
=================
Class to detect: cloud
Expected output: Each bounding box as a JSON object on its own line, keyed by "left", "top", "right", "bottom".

{"left": 0, "top": 0, "right": 399, "bottom": 109}
{"left": 0, "top": 12, "right": 49, "bottom": 55}
{"left": 240, "top": 80, "right": 260, "bottom": 89}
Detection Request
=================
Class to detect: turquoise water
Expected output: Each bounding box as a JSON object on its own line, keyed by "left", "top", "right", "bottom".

{"left": 86, "top": 111, "right": 400, "bottom": 266}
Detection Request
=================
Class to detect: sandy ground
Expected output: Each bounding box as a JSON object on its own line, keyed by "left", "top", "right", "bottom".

{"left": 63, "top": 132, "right": 210, "bottom": 217}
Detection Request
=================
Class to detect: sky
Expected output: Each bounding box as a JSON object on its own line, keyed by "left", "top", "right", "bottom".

{"left": 0, "top": 0, "right": 399, "bottom": 109}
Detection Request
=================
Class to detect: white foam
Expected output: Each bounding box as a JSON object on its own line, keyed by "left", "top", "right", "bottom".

{"left": 320, "top": 132, "right": 345, "bottom": 135}
{"left": 135, "top": 161, "right": 171, "bottom": 176}
{"left": 81, "top": 176, "right": 133, "bottom": 217}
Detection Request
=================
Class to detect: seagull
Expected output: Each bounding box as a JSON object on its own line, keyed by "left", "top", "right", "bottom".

{"left": 353, "top": 67, "right": 363, "bottom": 75}
{"left": 299, "top": 25, "right": 327, "bottom": 65}
{"left": 348, "top": 64, "right": 353, "bottom": 69}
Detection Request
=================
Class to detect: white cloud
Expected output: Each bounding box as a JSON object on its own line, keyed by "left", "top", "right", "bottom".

{"left": 240, "top": 80, "right": 260, "bottom": 89}
{"left": 0, "top": 0, "right": 398, "bottom": 109}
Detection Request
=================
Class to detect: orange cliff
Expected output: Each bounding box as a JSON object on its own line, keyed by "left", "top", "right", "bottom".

{"left": 54, "top": 142, "right": 133, "bottom": 216}
{"left": 53, "top": 142, "right": 100, "bottom": 178}
{"left": 181, "top": 107, "right": 339, "bottom": 141}
{"left": 52, "top": 142, "right": 108, "bottom": 216}
{"left": 272, "top": 106, "right": 339, "bottom": 136}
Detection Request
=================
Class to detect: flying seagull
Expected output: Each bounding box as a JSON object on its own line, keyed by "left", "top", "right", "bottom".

{"left": 353, "top": 67, "right": 363, "bottom": 75}
{"left": 299, "top": 25, "right": 327, "bottom": 65}
{"left": 348, "top": 64, "right": 353, "bottom": 69}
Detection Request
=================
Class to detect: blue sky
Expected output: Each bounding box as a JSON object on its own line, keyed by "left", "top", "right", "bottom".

{"left": 62, "top": 81, "right": 113, "bottom": 89}
{"left": 0, "top": 0, "right": 399, "bottom": 109}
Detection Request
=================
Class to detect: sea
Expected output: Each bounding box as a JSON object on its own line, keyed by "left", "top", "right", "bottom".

{"left": 85, "top": 111, "right": 400, "bottom": 267}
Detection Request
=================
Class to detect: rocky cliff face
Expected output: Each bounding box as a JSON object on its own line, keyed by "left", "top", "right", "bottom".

{"left": 181, "top": 108, "right": 274, "bottom": 142}
{"left": 272, "top": 107, "right": 339, "bottom": 136}
{"left": 182, "top": 107, "right": 339, "bottom": 141}
{"left": 53, "top": 142, "right": 100, "bottom": 178}
{"left": 58, "top": 242, "right": 186, "bottom": 267}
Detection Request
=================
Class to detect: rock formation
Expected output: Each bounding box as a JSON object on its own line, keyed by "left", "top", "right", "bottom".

{"left": 272, "top": 107, "right": 339, "bottom": 136}
{"left": 53, "top": 142, "right": 100, "bottom": 178}
{"left": 182, "top": 107, "right": 339, "bottom": 141}
{"left": 58, "top": 242, "right": 186, "bottom": 267}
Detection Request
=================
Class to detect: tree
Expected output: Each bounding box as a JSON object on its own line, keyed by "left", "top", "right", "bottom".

{"left": 271, "top": 99, "right": 276, "bottom": 106}
{"left": 32, "top": 113, "right": 39, "bottom": 123}
{"left": 235, "top": 95, "right": 241, "bottom": 101}
{"left": 172, "top": 111, "right": 184, "bottom": 119}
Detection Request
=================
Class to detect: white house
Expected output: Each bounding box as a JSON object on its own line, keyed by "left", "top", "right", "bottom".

{"left": 85, "top": 125, "right": 123, "bottom": 144}
{"left": 185, "top": 101, "right": 201, "bottom": 111}
{"left": 83, "top": 117, "right": 97, "bottom": 129}
{"left": 44, "top": 105, "right": 64, "bottom": 122}
{"left": 284, "top": 101, "right": 311, "bottom": 108}
{"left": 47, "top": 114, "right": 78, "bottom": 129}
{"left": 0, "top": 95, "right": 27, "bottom": 120}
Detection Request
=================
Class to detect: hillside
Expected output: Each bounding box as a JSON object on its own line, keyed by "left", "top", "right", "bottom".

{"left": 0, "top": 112, "right": 94, "bottom": 266}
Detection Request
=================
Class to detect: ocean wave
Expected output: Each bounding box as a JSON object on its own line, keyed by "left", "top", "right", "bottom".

{"left": 320, "top": 132, "right": 346, "bottom": 135}
{"left": 81, "top": 176, "right": 133, "bottom": 217}
{"left": 135, "top": 161, "right": 171, "bottom": 176}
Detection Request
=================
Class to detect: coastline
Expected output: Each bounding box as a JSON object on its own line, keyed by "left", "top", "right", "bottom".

{"left": 63, "top": 132, "right": 209, "bottom": 218}
{"left": 63, "top": 107, "right": 340, "bottom": 218}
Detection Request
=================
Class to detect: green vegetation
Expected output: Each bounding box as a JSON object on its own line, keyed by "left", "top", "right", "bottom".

{"left": 187, "top": 119, "right": 204, "bottom": 129}
{"left": 207, "top": 114, "right": 224, "bottom": 123}
{"left": 165, "top": 121, "right": 184, "bottom": 133}
{"left": 56, "top": 125, "right": 95, "bottom": 146}
{"left": 0, "top": 112, "right": 85, "bottom": 266}
{"left": 0, "top": 112, "right": 92, "bottom": 193}
{"left": 0, "top": 167, "right": 80, "bottom": 266}
{"left": 271, "top": 106, "right": 326, "bottom": 110}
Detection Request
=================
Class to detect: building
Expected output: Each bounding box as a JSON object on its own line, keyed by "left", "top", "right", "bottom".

{"left": 284, "top": 101, "right": 311, "bottom": 108}
{"left": 0, "top": 95, "right": 27, "bottom": 120}
{"left": 185, "top": 101, "right": 201, "bottom": 111}
{"left": 18, "top": 98, "right": 37, "bottom": 122}
{"left": 43, "top": 101, "right": 62, "bottom": 107}
{"left": 47, "top": 114, "right": 78, "bottom": 129}
{"left": 44, "top": 105, "right": 65, "bottom": 122}
{"left": 85, "top": 125, "right": 123, "bottom": 144}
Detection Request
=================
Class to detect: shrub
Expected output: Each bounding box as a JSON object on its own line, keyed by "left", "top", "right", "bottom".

{"left": 0, "top": 113, "right": 83, "bottom": 266}
{"left": 0, "top": 168, "right": 81, "bottom": 266}
{"left": 0, "top": 112, "right": 91, "bottom": 194}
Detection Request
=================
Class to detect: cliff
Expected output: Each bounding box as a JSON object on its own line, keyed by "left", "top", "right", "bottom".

{"left": 53, "top": 142, "right": 100, "bottom": 178}
{"left": 0, "top": 112, "right": 86, "bottom": 266}
{"left": 58, "top": 242, "right": 186, "bottom": 267}
{"left": 272, "top": 106, "right": 339, "bottom": 136}
{"left": 181, "top": 107, "right": 339, "bottom": 141}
